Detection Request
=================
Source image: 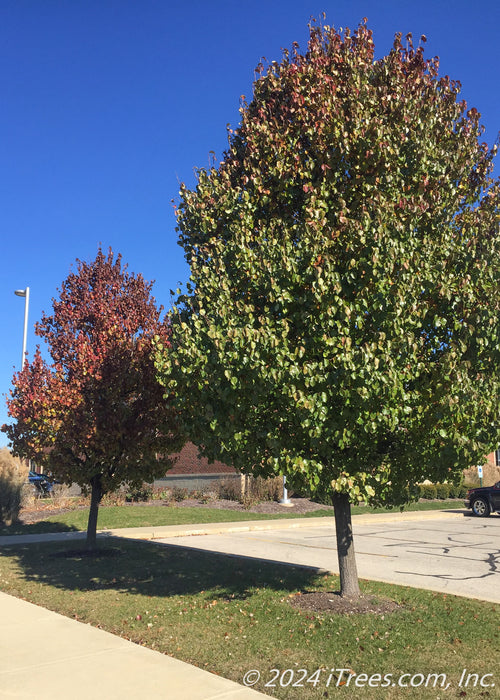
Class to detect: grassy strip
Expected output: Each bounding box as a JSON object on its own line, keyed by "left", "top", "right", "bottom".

{"left": 0, "top": 499, "right": 465, "bottom": 536}
{"left": 0, "top": 505, "right": 332, "bottom": 536}
{"left": 355, "top": 499, "right": 464, "bottom": 513}
{"left": 0, "top": 538, "right": 497, "bottom": 699}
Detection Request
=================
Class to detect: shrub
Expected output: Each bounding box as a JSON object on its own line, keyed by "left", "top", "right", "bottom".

{"left": 419, "top": 483, "right": 437, "bottom": 499}
{"left": 216, "top": 475, "right": 288, "bottom": 504}
{"left": 125, "top": 482, "right": 154, "bottom": 502}
{"left": 171, "top": 486, "right": 189, "bottom": 502}
{"left": 0, "top": 448, "right": 28, "bottom": 525}
{"left": 20, "top": 482, "right": 36, "bottom": 509}
{"left": 402, "top": 484, "right": 420, "bottom": 503}
{"left": 217, "top": 477, "right": 243, "bottom": 501}
{"left": 240, "top": 493, "right": 258, "bottom": 509}
{"left": 448, "top": 483, "right": 461, "bottom": 499}
{"left": 435, "top": 483, "right": 451, "bottom": 499}
{"left": 101, "top": 490, "right": 126, "bottom": 506}
{"left": 199, "top": 490, "right": 218, "bottom": 504}
{"left": 150, "top": 486, "right": 173, "bottom": 502}
{"left": 247, "top": 476, "right": 284, "bottom": 502}
{"left": 51, "top": 483, "right": 74, "bottom": 508}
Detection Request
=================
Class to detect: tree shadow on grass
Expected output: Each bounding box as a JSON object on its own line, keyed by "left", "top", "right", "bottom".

{"left": 1, "top": 537, "right": 327, "bottom": 600}
{"left": 0, "top": 520, "right": 80, "bottom": 536}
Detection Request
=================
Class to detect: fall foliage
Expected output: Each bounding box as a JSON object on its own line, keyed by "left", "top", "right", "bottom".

{"left": 4, "top": 248, "right": 182, "bottom": 548}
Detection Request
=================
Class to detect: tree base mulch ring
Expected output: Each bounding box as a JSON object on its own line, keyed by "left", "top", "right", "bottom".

{"left": 51, "top": 547, "right": 123, "bottom": 559}
{"left": 289, "top": 591, "right": 402, "bottom": 616}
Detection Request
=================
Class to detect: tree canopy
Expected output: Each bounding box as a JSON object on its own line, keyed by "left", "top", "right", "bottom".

{"left": 156, "top": 20, "right": 500, "bottom": 594}
{"left": 4, "top": 248, "right": 182, "bottom": 548}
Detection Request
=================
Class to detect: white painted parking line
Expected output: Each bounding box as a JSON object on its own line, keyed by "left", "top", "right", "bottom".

{"left": 156, "top": 516, "right": 500, "bottom": 603}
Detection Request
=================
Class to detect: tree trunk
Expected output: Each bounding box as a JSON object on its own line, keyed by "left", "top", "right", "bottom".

{"left": 332, "top": 492, "right": 361, "bottom": 598}
{"left": 86, "top": 474, "right": 103, "bottom": 551}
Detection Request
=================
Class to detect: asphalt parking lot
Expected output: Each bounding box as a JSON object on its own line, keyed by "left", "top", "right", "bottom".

{"left": 156, "top": 512, "right": 500, "bottom": 603}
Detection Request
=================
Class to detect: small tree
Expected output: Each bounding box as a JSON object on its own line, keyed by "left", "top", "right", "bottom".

{"left": 4, "top": 248, "right": 182, "bottom": 549}
{"left": 156, "top": 20, "right": 500, "bottom": 597}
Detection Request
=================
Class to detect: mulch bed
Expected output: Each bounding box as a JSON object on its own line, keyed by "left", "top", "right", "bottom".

{"left": 17, "top": 496, "right": 333, "bottom": 525}
{"left": 17, "top": 503, "right": 90, "bottom": 524}
{"left": 289, "top": 591, "right": 402, "bottom": 616}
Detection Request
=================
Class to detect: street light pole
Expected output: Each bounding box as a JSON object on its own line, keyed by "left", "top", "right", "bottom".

{"left": 280, "top": 474, "right": 292, "bottom": 506}
{"left": 14, "top": 287, "right": 30, "bottom": 368}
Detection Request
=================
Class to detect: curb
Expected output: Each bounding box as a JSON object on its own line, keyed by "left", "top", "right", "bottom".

{"left": 0, "top": 509, "right": 465, "bottom": 546}
{"left": 104, "top": 509, "right": 465, "bottom": 541}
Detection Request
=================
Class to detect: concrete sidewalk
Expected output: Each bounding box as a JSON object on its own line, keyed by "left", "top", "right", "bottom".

{"left": 0, "top": 509, "right": 464, "bottom": 699}
{"left": 0, "top": 591, "right": 268, "bottom": 699}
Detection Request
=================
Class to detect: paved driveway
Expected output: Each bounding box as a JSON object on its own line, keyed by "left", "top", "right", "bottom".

{"left": 156, "top": 513, "right": 500, "bottom": 603}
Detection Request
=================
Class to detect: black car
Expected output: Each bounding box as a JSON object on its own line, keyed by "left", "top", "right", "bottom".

{"left": 464, "top": 481, "right": 500, "bottom": 517}
{"left": 28, "top": 470, "right": 54, "bottom": 495}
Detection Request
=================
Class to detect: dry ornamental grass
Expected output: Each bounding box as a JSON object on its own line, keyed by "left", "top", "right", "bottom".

{"left": 0, "top": 448, "right": 28, "bottom": 526}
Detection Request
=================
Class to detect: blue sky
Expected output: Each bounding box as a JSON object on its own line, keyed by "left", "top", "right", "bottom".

{"left": 1, "top": 0, "right": 499, "bottom": 447}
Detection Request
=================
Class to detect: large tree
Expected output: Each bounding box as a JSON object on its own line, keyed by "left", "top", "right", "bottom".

{"left": 156, "top": 20, "right": 500, "bottom": 597}
{"left": 4, "top": 249, "right": 182, "bottom": 549}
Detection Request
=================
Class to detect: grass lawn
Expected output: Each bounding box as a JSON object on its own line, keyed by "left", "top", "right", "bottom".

{"left": 0, "top": 499, "right": 465, "bottom": 536}
{"left": 0, "top": 538, "right": 497, "bottom": 699}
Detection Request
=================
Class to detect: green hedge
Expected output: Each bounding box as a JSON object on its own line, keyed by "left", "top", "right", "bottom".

{"left": 419, "top": 483, "right": 437, "bottom": 499}
{"left": 435, "top": 483, "right": 450, "bottom": 499}
{"left": 418, "top": 482, "right": 468, "bottom": 500}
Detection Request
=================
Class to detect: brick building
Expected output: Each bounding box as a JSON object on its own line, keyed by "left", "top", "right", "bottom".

{"left": 155, "top": 442, "right": 239, "bottom": 492}
{"left": 485, "top": 450, "right": 500, "bottom": 470}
